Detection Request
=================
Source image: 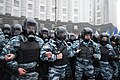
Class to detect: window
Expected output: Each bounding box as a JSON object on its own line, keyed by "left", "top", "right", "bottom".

{"left": 63, "top": 1, "right": 67, "bottom": 6}
{"left": 52, "top": 0, "right": 55, "bottom": 5}
{"left": 40, "top": 23, "right": 44, "bottom": 28}
{"left": 14, "top": 0, "right": 19, "bottom": 7}
{"left": 97, "top": 19, "right": 101, "bottom": 24}
{"left": 40, "top": 6, "right": 45, "bottom": 12}
{"left": 74, "top": 9, "right": 78, "bottom": 14}
{"left": 74, "top": 1, "right": 78, "bottom": 7}
{"left": 74, "top": 16, "right": 78, "bottom": 22}
{"left": 28, "top": 4, "right": 32, "bottom": 10}
{"left": 52, "top": 15, "right": 55, "bottom": 21}
{"left": 89, "top": 4, "right": 91, "bottom": 9}
{"left": 74, "top": 25, "right": 78, "bottom": 30}
{"left": 63, "top": 8, "right": 67, "bottom": 14}
{"left": 89, "top": 11, "right": 91, "bottom": 16}
{"left": 52, "top": 7, "right": 55, "bottom": 13}
{"left": 28, "top": 12, "right": 33, "bottom": 17}
{"left": 97, "top": 5, "right": 100, "bottom": 10}
{"left": 40, "top": 1, "right": 45, "bottom": 4}
{"left": 97, "top": 12, "right": 100, "bottom": 17}
{"left": 13, "top": 20, "right": 19, "bottom": 24}
{"left": 14, "top": 9, "right": 19, "bottom": 16}
{"left": 0, "top": 6, "right": 3, "bottom": 14}
{"left": 40, "top": 14, "right": 44, "bottom": 20}
{"left": 62, "top": 16, "right": 67, "bottom": 21}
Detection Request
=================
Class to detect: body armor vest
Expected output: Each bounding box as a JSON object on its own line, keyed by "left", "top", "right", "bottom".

{"left": 16, "top": 41, "right": 40, "bottom": 63}
{"left": 53, "top": 43, "right": 68, "bottom": 66}
{"left": 100, "top": 46, "right": 109, "bottom": 62}
{"left": 77, "top": 42, "right": 94, "bottom": 60}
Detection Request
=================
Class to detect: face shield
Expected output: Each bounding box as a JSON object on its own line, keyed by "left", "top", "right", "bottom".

{"left": 3, "top": 27, "right": 11, "bottom": 38}
{"left": 4, "top": 28, "right": 10, "bottom": 34}
{"left": 70, "top": 35, "right": 76, "bottom": 40}
{"left": 59, "top": 31, "right": 67, "bottom": 40}
{"left": 25, "top": 22, "right": 37, "bottom": 42}
{"left": 42, "top": 31, "right": 48, "bottom": 38}
{"left": 13, "top": 28, "right": 22, "bottom": 36}
{"left": 102, "top": 37, "right": 108, "bottom": 42}
{"left": 100, "top": 36, "right": 109, "bottom": 45}
{"left": 26, "top": 22, "right": 36, "bottom": 35}
{"left": 49, "top": 30, "right": 55, "bottom": 39}
{"left": 83, "top": 34, "right": 91, "bottom": 42}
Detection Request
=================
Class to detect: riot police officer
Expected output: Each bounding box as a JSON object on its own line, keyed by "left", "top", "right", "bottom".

{"left": 39, "top": 27, "right": 49, "bottom": 43}
{"left": 110, "top": 34, "right": 120, "bottom": 80}
{"left": 0, "top": 17, "right": 44, "bottom": 80}
{"left": 38, "top": 27, "right": 50, "bottom": 80}
{"left": 1, "top": 24, "right": 13, "bottom": 80}
{"left": 49, "top": 30, "right": 55, "bottom": 40}
{"left": 92, "top": 32, "right": 101, "bottom": 80}
{"left": 72, "top": 27, "right": 101, "bottom": 80}
{"left": 40, "top": 26, "right": 74, "bottom": 80}
{"left": 12, "top": 23, "right": 23, "bottom": 37}
{"left": 92, "top": 32, "right": 99, "bottom": 43}
{"left": 66, "top": 33, "right": 76, "bottom": 80}
{"left": 0, "top": 28, "right": 5, "bottom": 80}
{"left": 2, "top": 24, "right": 12, "bottom": 44}
{"left": 0, "top": 28, "right": 5, "bottom": 52}
{"left": 98, "top": 33, "right": 120, "bottom": 80}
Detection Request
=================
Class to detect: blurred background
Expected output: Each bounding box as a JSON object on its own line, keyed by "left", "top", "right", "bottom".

{"left": 0, "top": 0, "right": 119, "bottom": 35}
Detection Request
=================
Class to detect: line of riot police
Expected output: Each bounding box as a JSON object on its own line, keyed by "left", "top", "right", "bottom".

{"left": 0, "top": 17, "right": 120, "bottom": 80}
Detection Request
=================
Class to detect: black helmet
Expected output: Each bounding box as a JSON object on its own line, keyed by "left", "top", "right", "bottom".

{"left": 40, "top": 27, "right": 49, "bottom": 38}
{"left": 23, "top": 18, "right": 38, "bottom": 41}
{"left": 49, "top": 30, "right": 55, "bottom": 39}
{"left": 12, "top": 24, "right": 23, "bottom": 36}
{"left": 69, "top": 33, "right": 76, "bottom": 41}
{"left": 92, "top": 31, "right": 99, "bottom": 43}
{"left": 81, "top": 27, "right": 93, "bottom": 41}
{"left": 23, "top": 17, "right": 38, "bottom": 35}
{"left": 41, "top": 27, "right": 49, "bottom": 33}
{"left": 99, "top": 32, "right": 109, "bottom": 45}
{"left": 55, "top": 26, "right": 68, "bottom": 40}
{"left": 2, "top": 24, "right": 11, "bottom": 38}
{"left": 110, "top": 34, "right": 120, "bottom": 45}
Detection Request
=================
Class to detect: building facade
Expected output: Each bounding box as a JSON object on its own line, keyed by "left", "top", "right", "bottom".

{"left": 0, "top": 0, "right": 117, "bottom": 26}
{"left": 93, "top": 0, "right": 117, "bottom": 26}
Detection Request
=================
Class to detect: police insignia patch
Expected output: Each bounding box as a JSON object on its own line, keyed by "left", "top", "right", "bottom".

{"left": 43, "top": 45, "right": 49, "bottom": 49}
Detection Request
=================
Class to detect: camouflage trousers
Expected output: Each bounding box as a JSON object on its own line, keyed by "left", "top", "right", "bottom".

{"left": 94, "top": 67, "right": 100, "bottom": 77}
{"left": 11, "top": 72, "right": 39, "bottom": 80}
{"left": 48, "top": 66, "right": 66, "bottom": 80}
{"left": 112, "top": 62, "right": 119, "bottom": 78}
{"left": 65, "top": 62, "right": 72, "bottom": 77}
{"left": 100, "top": 61, "right": 113, "bottom": 80}
{"left": 75, "top": 60, "right": 95, "bottom": 80}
